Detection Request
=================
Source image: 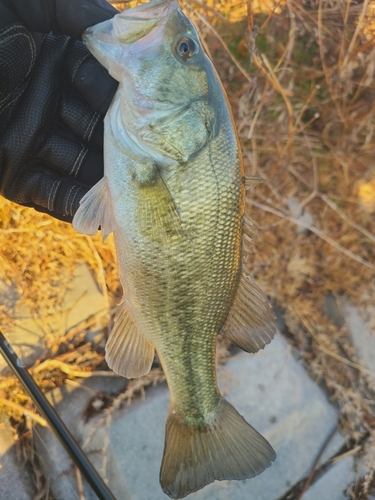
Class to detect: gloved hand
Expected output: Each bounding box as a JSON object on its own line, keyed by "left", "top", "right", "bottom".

{"left": 0, "top": 0, "right": 119, "bottom": 222}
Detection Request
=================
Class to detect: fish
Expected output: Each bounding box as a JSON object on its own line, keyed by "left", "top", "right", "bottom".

{"left": 72, "top": 0, "right": 277, "bottom": 498}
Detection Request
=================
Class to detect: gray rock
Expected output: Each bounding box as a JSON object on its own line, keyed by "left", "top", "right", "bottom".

{"left": 287, "top": 197, "right": 314, "bottom": 233}
{"left": 34, "top": 376, "right": 127, "bottom": 500}
{"left": 0, "top": 265, "right": 108, "bottom": 374}
{"left": 107, "top": 333, "right": 344, "bottom": 500}
{"left": 301, "top": 456, "right": 355, "bottom": 500}
{"left": 273, "top": 305, "right": 287, "bottom": 333}
{"left": 0, "top": 414, "right": 36, "bottom": 500}
{"left": 31, "top": 334, "right": 345, "bottom": 500}
{"left": 323, "top": 293, "right": 345, "bottom": 328}
{"left": 339, "top": 299, "right": 375, "bottom": 373}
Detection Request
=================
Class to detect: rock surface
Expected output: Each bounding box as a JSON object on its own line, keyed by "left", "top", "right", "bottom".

{"left": 34, "top": 333, "right": 346, "bottom": 500}
{"left": 0, "top": 414, "right": 36, "bottom": 500}
{"left": 301, "top": 456, "right": 355, "bottom": 500}
{"left": 108, "top": 334, "right": 344, "bottom": 500}
{"left": 33, "top": 376, "right": 127, "bottom": 500}
{"left": 287, "top": 197, "right": 314, "bottom": 233}
{"left": 0, "top": 265, "right": 108, "bottom": 375}
{"left": 340, "top": 299, "right": 375, "bottom": 373}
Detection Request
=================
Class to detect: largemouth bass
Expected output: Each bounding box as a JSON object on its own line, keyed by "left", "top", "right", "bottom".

{"left": 73, "top": 0, "right": 276, "bottom": 497}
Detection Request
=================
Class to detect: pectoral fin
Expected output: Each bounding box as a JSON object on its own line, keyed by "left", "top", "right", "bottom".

{"left": 72, "top": 177, "right": 115, "bottom": 241}
{"left": 137, "top": 168, "right": 182, "bottom": 243}
{"left": 222, "top": 272, "right": 276, "bottom": 353}
{"left": 106, "top": 302, "right": 155, "bottom": 379}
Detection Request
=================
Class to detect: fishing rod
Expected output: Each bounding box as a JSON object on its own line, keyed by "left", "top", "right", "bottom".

{"left": 0, "top": 331, "right": 117, "bottom": 500}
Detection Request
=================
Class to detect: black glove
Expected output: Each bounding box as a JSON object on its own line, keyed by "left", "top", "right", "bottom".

{"left": 0, "top": 0, "right": 119, "bottom": 222}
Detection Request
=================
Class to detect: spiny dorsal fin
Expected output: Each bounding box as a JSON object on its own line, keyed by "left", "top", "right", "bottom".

{"left": 160, "top": 397, "right": 275, "bottom": 499}
{"left": 72, "top": 177, "right": 115, "bottom": 242}
{"left": 221, "top": 271, "right": 276, "bottom": 353}
{"left": 243, "top": 213, "right": 259, "bottom": 242}
{"left": 106, "top": 301, "right": 154, "bottom": 378}
{"left": 242, "top": 175, "right": 266, "bottom": 190}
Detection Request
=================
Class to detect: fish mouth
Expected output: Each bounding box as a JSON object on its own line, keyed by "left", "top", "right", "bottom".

{"left": 82, "top": 19, "right": 120, "bottom": 67}
{"left": 82, "top": 0, "right": 181, "bottom": 70}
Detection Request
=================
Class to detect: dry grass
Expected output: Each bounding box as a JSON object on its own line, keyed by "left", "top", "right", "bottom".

{"left": 1, "top": 0, "right": 375, "bottom": 497}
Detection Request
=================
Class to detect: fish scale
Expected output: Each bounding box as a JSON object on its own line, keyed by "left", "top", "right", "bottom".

{"left": 73, "top": 0, "right": 276, "bottom": 498}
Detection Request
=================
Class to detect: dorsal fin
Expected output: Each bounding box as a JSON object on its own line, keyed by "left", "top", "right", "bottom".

{"left": 243, "top": 213, "right": 259, "bottom": 243}
{"left": 242, "top": 175, "right": 266, "bottom": 190}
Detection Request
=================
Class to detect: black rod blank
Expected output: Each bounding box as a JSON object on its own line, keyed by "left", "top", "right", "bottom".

{"left": 0, "top": 331, "right": 117, "bottom": 500}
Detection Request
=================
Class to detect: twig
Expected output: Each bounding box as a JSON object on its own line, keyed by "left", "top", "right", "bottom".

{"left": 32, "top": 360, "right": 119, "bottom": 378}
{"left": 318, "top": 345, "right": 375, "bottom": 379}
{"left": 289, "top": 163, "right": 375, "bottom": 243}
{"left": 64, "top": 379, "right": 106, "bottom": 395}
{"left": 0, "top": 397, "right": 48, "bottom": 427}
{"left": 317, "top": 0, "right": 344, "bottom": 122}
{"left": 52, "top": 314, "right": 107, "bottom": 349}
{"left": 320, "top": 194, "right": 375, "bottom": 244}
{"left": 247, "top": 199, "right": 375, "bottom": 272}
{"left": 260, "top": 53, "right": 294, "bottom": 124}
{"left": 274, "top": 0, "right": 296, "bottom": 82}
{"left": 330, "top": 445, "right": 362, "bottom": 464}
{"left": 340, "top": 0, "right": 370, "bottom": 74}
{"left": 191, "top": 8, "right": 253, "bottom": 83}
{"left": 246, "top": 0, "right": 256, "bottom": 67}
{"left": 75, "top": 467, "right": 86, "bottom": 500}
{"left": 188, "top": 0, "right": 228, "bottom": 23}
{"left": 259, "top": 54, "right": 295, "bottom": 157}
{"left": 294, "top": 86, "right": 319, "bottom": 132}
{"left": 191, "top": 7, "right": 294, "bottom": 101}
{"left": 247, "top": 84, "right": 269, "bottom": 139}
{"left": 297, "top": 426, "right": 338, "bottom": 500}
{"left": 246, "top": 0, "right": 253, "bottom": 34}
{"left": 258, "top": 0, "right": 283, "bottom": 34}
{"left": 338, "top": 0, "right": 353, "bottom": 67}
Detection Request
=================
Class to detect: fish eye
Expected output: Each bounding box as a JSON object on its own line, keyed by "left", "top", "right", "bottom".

{"left": 175, "top": 37, "right": 198, "bottom": 61}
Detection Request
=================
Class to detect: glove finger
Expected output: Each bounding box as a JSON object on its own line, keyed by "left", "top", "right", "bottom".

{"left": 35, "top": 131, "right": 103, "bottom": 185}
{"left": 60, "top": 89, "right": 104, "bottom": 150}
{"left": 55, "top": 0, "right": 119, "bottom": 39}
{"left": 0, "top": 25, "right": 37, "bottom": 133}
{"left": 6, "top": 0, "right": 118, "bottom": 39}
{"left": 16, "top": 166, "right": 90, "bottom": 222}
{"left": 0, "top": 33, "right": 72, "bottom": 202}
{"left": 65, "top": 39, "right": 118, "bottom": 115}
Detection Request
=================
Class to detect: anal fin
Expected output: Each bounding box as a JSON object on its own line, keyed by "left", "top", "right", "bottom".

{"left": 105, "top": 302, "right": 154, "bottom": 378}
{"left": 222, "top": 272, "right": 276, "bottom": 353}
{"left": 72, "top": 177, "right": 114, "bottom": 241}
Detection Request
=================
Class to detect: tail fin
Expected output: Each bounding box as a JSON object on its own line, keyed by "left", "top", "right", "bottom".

{"left": 160, "top": 397, "right": 276, "bottom": 499}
